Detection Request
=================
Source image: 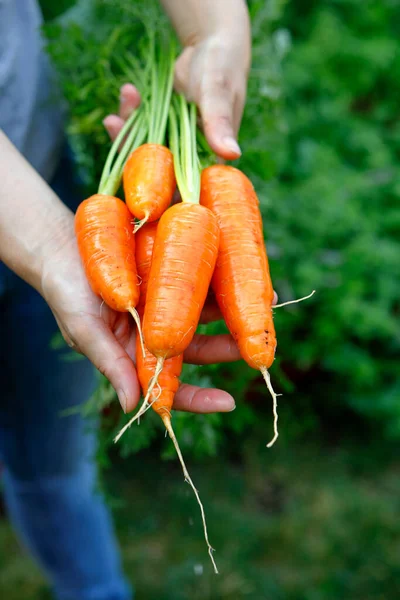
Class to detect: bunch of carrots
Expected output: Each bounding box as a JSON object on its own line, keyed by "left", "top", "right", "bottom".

{"left": 74, "top": 36, "right": 313, "bottom": 573}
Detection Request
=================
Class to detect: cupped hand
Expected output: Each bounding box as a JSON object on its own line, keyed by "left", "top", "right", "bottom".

{"left": 40, "top": 207, "right": 241, "bottom": 416}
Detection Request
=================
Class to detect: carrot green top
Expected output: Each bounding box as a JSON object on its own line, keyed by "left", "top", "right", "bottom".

{"left": 146, "top": 37, "right": 175, "bottom": 146}
{"left": 168, "top": 95, "right": 200, "bottom": 204}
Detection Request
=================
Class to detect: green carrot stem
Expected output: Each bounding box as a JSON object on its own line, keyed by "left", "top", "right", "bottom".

{"left": 147, "top": 38, "right": 176, "bottom": 145}
{"left": 98, "top": 109, "right": 138, "bottom": 193}
{"left": 168, "top": 95, "right": 200, "bottom": 204}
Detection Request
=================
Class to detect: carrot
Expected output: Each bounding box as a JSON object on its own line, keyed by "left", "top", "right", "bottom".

{"left": 130, "top": 221, "right": 184, "bottom": 421}
{"left": 75, "top": 107, "right": 147, "bottom": 349}
{"left": 200, "top": 164, "right": 280, "bottom": 447}
{"left": 135, "top": 221, "right": 159, "bottom": 313}
{"left": 75, "top": 194, "right": 139, "bottom": 314}
{"left": 115, "top": 96, "right": 219, "bottom": 574}
{"left": 143, "top": 202, "right": 219, "bottom": 361}
{"left": 123, "top": 39, "right": 176, "bottom": 230}
{"left": 124, "top": 144, "right": 175, "bottom": 229}
{"left": 114, "top": 221, "right": 184, "bottom": 429}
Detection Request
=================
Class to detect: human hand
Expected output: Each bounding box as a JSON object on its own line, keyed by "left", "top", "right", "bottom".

{"left": 160, "top": 0, "right": 251, "bottom": 160}
{"left": 105, "top": 0, "right": 251, "bottom": 160}
{"left": 41, "top": 221, "right": 243, "bottom": 415}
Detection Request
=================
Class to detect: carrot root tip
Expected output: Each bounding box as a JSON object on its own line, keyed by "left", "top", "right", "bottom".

{"left": 113, "top": 391, "right": 161, "bottom": 444}
{"left": 114, "top": 356, "right": 164, "bottom": 442}
{"left": 128, "top": 307, "right": 146, "bottom": 356}
{"left": 260, "top": 367, "right": 280, "bottom": 448}
{"left": 161, "top": 414, "right": 218, "bottom": 575}
{"left": 133, "top": 213, "right": 150, "bottom": 233}
{"left": 274, "top": 289, "right": 316, "bottom": 309}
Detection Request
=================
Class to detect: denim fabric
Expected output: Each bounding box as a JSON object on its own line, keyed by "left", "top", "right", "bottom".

{"left": 0, "top": 0, "right": 64, "bottom": 181}
{"left": 0, "top": 151, "right": 132, "bottom": 600}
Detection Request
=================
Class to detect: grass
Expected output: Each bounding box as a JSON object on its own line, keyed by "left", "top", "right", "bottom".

{"left": 1, "top": 440, "right": 400, "bottom": 599}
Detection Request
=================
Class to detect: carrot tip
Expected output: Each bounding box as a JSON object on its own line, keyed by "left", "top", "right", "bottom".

{"left": 133, "top": 213, "right": 150, "bottom": 234}
{"left": 114, "top": 390, "right": 161, "bottom": 443}
{"left": 128, "top": 307, "right": 146, "bottom": 356}
{"left": 260, "top": 367, "right": 280, "bottom": 448}
{"left": 162, "top": 414, "right": 219, "bottom": 574}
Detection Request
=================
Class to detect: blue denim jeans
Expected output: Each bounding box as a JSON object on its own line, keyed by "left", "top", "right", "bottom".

{"left": 0, "top": 150, "right": 132, "bottom": 599}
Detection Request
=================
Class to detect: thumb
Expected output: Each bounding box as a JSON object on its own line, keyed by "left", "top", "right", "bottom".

{"left": 199, "top": 70, "right": 241, "bottom": 161}
{"left": 63, "top": 317, "right": 141, "bottom": 414}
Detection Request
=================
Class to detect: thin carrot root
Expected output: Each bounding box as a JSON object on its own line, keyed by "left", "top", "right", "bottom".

{"left": 141, "top": 356, "right": 164, "bottom": 407}
{"left": 113, "top": 357, "right": 164, "bottom": 443}
{"left": 113, "top": 391, "right": 161, "bottom": 444}
{"left": 136, "top": 382, "right": 162, "bottom": 425}
{"left": 128, "top": 307, "right": 145, "bottom": 356}
{"left": 260, "top": 367, "right": 281, "bottom": 448}
{"left": 133, "top": 212, "right": 150, "bottom": 234}
{"left": 161, "top": 414, "right": 218, "bottom": 575}
{"left": 274, "top": 290, "right": 316, "bottom": 309}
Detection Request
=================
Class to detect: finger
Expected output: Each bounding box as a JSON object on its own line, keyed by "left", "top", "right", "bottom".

{"left": 68, "top": 317, "right": 141, "bottom": 414}
{"left": 103, "top": 84, "right": 141, "bottom": 142}
{"left": 119, "top": 83, "right": 141, "bottom": 121}
{"left": 103, "top": 115, "right": 125, "bottom": 143}
{"left": 200, "top": 71, "right": 241, "bottom": 160}
{"left": 184, "top": 333, "right": 241, "bottom": 365}
{"left": 174, "top": 46, "right": 195, "bottom": 98}
{"left": 232, "top": 86, "right": 246, "bottom": 138}
{"left": 199, "top": 297, "right": 222, "bottom": 324}
{"left": 171, "top": 187, "right": 182, "bottom": 206}
{"left": 173, "top": 384, "right": 235, "bottom": 413}
{"left": 273, "top": 291, "right": 278, "bottom": 305}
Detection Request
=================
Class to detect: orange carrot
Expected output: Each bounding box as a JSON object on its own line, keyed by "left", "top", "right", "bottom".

{"left": 75, "top": 107, "right": 147, "bottom": 347}
{"left": 200, "top": 164, "right": 279, "bottom": 446}
{"left": 75, "top": 195, "right": 142, "bottom": 338}
{"left": 143, "top": 202, "right": 219, "bottom": 359}
{"left": 135, "top": 221, "right": 159, "bottom": 313}
{"left": 123, "top": 38, "right": 176, "bottom": 230}
{"left": 123, "top": 144, "right": 176, "bottom": 228}
{"left": 133, "top": 221, "right": 183, "bottom": 421}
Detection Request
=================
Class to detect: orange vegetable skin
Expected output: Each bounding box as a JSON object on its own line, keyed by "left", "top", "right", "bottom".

{"left": 123, "top": 143, "right": 176, "bottom": 223}
{"left": 136, "top": 338, "right": 182, "bottom": 418}
{"left": 75, "top": 194, "right": 139, "bottom": 312}
{"left": 143, "top": 202, "right": 220, "bottom": 360}
{"left": 200, "top": 165, "right": 277, "bottom": 370}
{"left": 135, "top": 222, "right": 183, "bottom": 419}
{"left": 135, "top": 221, "right": 159, "bottom": 313}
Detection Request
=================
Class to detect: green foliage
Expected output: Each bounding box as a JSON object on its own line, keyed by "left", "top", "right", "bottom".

{"left": 42, "top": 0, "right": 400, "bottom": 457}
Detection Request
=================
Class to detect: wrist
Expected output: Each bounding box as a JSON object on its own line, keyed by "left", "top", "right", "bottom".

{"left": 161, "top": 0, "right": 250, "bottom": 47}
{"left": 35, "top": 210, "right": 76, "bottom": 295}
{"left": 0, "top": 130, "right": 76, "bottom": 295}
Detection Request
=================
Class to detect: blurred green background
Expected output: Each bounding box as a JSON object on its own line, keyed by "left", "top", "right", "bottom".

{"left": 1, "top": 0, "right": 399, "bottom": 598}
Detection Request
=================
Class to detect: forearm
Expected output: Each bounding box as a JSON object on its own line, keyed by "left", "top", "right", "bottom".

{"left": 160, "top": 0, "right": 250, "bottom": 46}
{"left": 0, "top": 130, "right": 73, "bottom": 293}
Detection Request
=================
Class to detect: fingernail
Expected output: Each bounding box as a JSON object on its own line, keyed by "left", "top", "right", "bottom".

{"left": 222, "top": 137, "right": 241, "bottom": 157}
{"left": 118, "top": 390, "right": 127, "bottom": 413}
{"left": 229, "top": 403, "right": 236, "bottom": 412}
{"left": 119, "top": 94, "right": 127, "bottom": 105}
